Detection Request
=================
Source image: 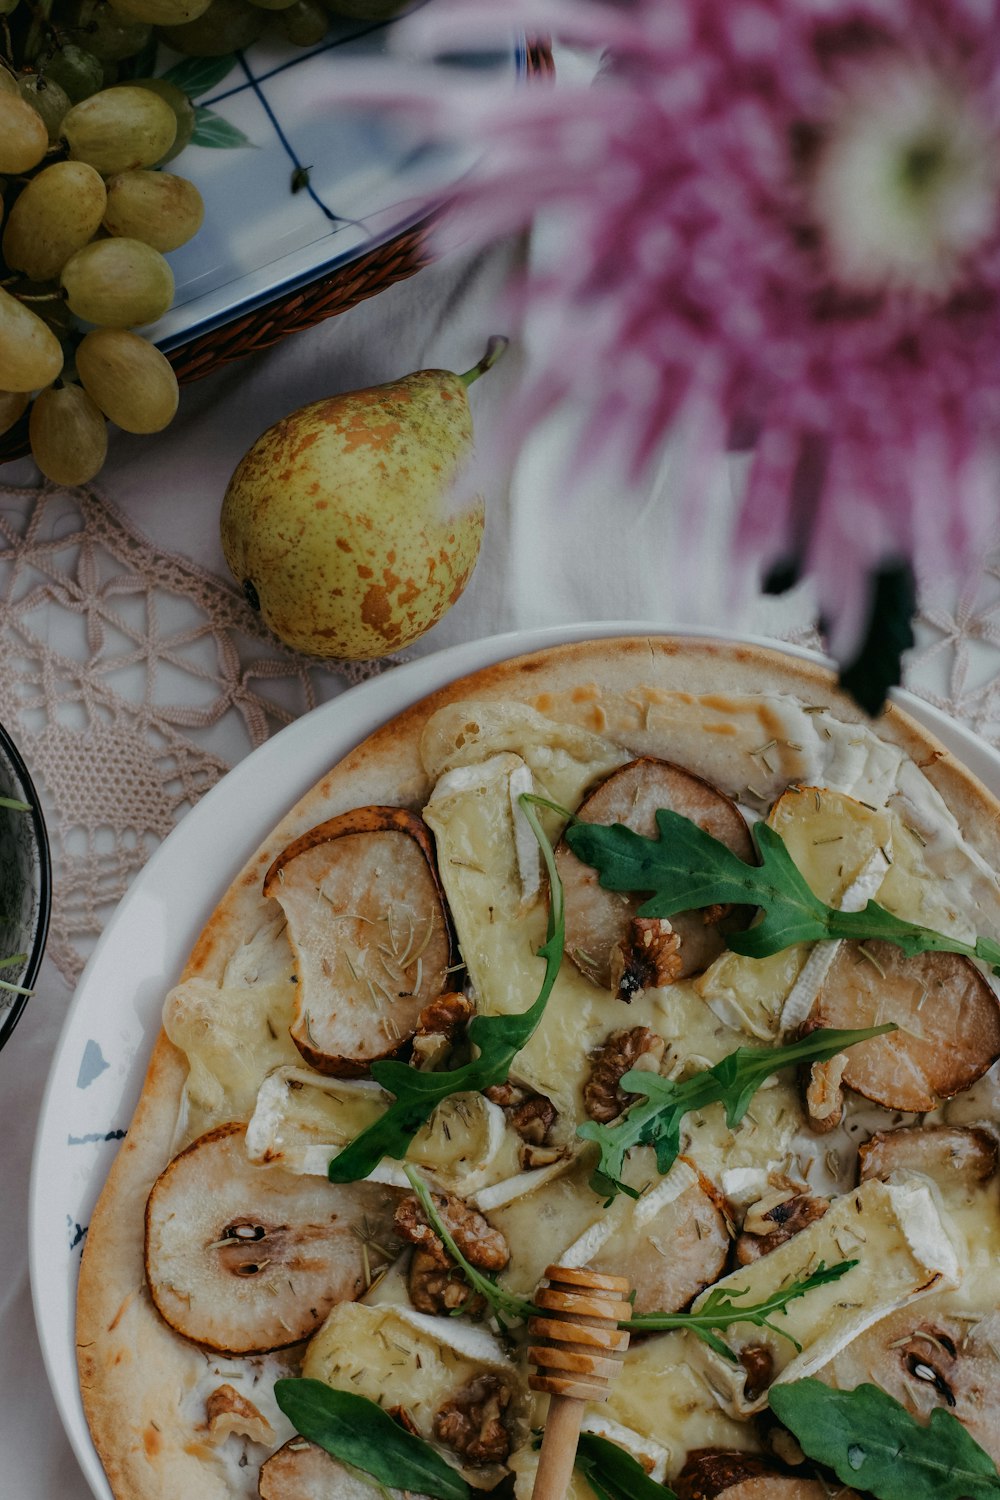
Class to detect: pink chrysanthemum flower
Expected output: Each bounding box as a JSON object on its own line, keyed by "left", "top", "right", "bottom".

{"left": 380, "top": 0, "right": 1000, "bottom": 658}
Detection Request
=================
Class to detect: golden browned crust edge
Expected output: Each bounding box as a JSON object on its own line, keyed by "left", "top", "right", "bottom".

{"left": 75, "top": 633, "right": 1000, "bottom": 1500}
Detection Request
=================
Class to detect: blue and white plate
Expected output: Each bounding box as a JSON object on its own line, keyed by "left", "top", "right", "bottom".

{"left": 145, "top": 9, "right": 528, "bottom": 351}
{"left": 30, "top": 623, "right": 1000, "bottom": 1500}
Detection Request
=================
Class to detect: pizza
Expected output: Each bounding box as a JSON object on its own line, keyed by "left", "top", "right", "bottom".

{"left": 76, "top": 636, "right": 1000, "bottom": 1500}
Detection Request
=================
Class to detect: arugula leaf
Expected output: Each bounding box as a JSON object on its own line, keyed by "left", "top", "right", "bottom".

{"left": 275, "top": 1379, "right": 471, "bottom": 1500}
{"left": 577, "top": 1025, "right": 894, "bottom": 1199}
{"left": 564, "top": 810, "right": 1000, "bottom": 972}
{"left": 329, "top": 796, "right": 565, "bottom": 1184}
{"left": 404, "top": 1165, "right": 539, "bottom": 1326}
{"left": 575, "top": 1433, "right": 677, "bottom": 1500}
{"left": 622, "top": 1260, "right": 857, "bottom": 1360}
{"left": 769, "top": 1379, "right": 1000, "bottom": 1500}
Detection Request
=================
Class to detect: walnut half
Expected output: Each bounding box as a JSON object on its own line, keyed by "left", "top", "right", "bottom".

{"left": 583, "top": 1026, "right": 666, "bottom": 1123}
{"left": 434, "top": 1374, "right": 512, "bottom": 1465}
{"left": 204, "top": 1384, "right": 274, "bottom": 1446}
{"left": 394, "top": 1188, "right": 509, "bottom": 1317}
{"left": 610, "top": 918, "right": 683, "bottom": 1002}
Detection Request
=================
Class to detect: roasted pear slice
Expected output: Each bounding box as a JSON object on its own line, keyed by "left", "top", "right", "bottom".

{"left": 821, "top": 1303, "right": 1000, "bottom": 1464}
{"left": 808, "top": 942, "right": 1000, "bottom": 1112}
{"left": 587, "top": 1173, "right": 730, "bottom": 1315}
{"left": 263, "top": 806, "right": 456, "bottom": 1076}
{"left": 675, "top": 1450, "right": 861, "bottom": 1499}
{"left": 859, "top": 1124, "right": 998, "bottom": 1190}
{"left": 555, "top": 758, "right": 755, "bottom": 994}
{"left": 259, "top": 1440, "right": 431, "bottom": 1500}
{"left": 144, "top": 1123, "right": 401, "bottom": 1355}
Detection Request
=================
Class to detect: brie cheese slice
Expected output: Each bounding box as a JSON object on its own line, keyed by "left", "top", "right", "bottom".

{"left": 686, "top": 1176, "right": 961, "bottom": 1413}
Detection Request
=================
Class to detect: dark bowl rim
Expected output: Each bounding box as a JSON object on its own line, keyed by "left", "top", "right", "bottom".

{"left": 0, "top": 720, "right": 52, "bottom": 1053}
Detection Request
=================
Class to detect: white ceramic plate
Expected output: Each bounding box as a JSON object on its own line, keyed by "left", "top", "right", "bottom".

{"left": 29, "top": 622, "right": 1000, "bottom": 1500}
{"left": 146, "top": 12, "right": 527, "bottom": 351}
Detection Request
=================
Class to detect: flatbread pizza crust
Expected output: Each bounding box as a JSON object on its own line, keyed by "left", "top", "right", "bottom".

{"left": 75, "top": 634, "right": 1000, "bottom": 1500}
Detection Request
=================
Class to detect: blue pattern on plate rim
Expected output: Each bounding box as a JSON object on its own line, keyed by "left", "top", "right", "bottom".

{"left": 76, "top": 1040, "right": 109, "bottom": 1089}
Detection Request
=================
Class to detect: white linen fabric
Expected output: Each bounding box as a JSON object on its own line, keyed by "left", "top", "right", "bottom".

{"left": 1, "top": 231, "right": 997, "bottom": 1500}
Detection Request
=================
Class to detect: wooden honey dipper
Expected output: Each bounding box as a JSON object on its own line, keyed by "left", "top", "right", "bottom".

{"left": 528, "top": 1265, "right": 631, "bottom": 1500}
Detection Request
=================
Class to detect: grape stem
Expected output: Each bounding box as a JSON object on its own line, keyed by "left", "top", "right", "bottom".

{"left": 11, "top": 289, "right": 65, "bottom": 305}
{"left": 23, "top": 0, "right": 57, "bottom": 66}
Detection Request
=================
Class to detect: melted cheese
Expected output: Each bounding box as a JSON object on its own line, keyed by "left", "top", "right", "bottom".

{"left": 599, "top": 1329, "right": 758, "bottom": 1479}
{"left": 687, "top": 1177, "right": 960, "bottom": 1413}
{"left": 245, "top": 1069, "right": 524, "bottom": 1196}
{"left": 245, "top": 1067, "right": 388, "bottom": 1173}
{"left": 164, "top": 975, "right": 300, "bottom": 1145}
{"left": 888, "top": 1170, "right": 1000, "bottom": 1316}
{"left": 420, "top": 700, "right": 629, "bottom": 795}
{"left": 302, "top": 1303, "right": 522, "bottom": 1489}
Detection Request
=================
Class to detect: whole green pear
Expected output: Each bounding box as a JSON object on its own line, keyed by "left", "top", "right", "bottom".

{"left": 220, "top": 339, "right": 505, "bottom": 659}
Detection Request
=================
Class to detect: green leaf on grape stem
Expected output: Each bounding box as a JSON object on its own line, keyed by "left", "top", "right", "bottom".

{"left": 191, "top": 107, "right": 256, "bottom": 149}
{"left": 162, "top": 54, "right": 239, "bottom": 98}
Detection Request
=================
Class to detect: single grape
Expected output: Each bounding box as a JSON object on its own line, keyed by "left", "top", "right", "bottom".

{"left": 29, "top": 383, "right": 108, "bottom": 484}
{"left": 277, "top": 0, "right": 328, "bottom": 46}
{"left": 18, "top": 74, "right": 73, "bottom": 141}
{"left": 60, "top": 236, "right": 174, "bottom": 325}
{"left": 0, "top": 0, "right": 20, "bottom": 15}
{"left": 0, "top": 285, "right": 65, "bottom": 391}
{"left": 0, "top": 92, "right": 50, "bottom": 172}
{"left": 156, "top": 0, "right": 265, "bottom": 56}
{"left": 61, "top": 84, "right": 177, "bottom": 174}
{"left": 76, "top": 327, "right": 178, "bottom": 432}
{"left": 107, "top": 0, "right": 212, "bottom": 24}
{"left": 41, "top": 44, "right": 105, "bottom": 103}
{"left": 0, "top": 390, "right": 30, "bottom": 438}
{"left": 129, "top": 78, "right": 195, "bottom": 163}
{"left": 64, "top": 1, "right": 153, "bottom": 62}
{"left": 103, "top": 169, "right": 204, "bottom": 251}
{"left": 3, "top": 160, "right": 107, "bottom": 281}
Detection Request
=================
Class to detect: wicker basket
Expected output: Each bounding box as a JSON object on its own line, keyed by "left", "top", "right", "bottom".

{"left": 0, "top": 40, "right": 553, "bottom": 465}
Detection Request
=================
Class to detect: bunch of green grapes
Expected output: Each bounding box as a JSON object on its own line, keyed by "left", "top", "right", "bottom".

{"left": 0, "top": 0, "right": 414, "bottom": 483}
{"left": 0, "top": 0, "right": 213, "bottom": 483}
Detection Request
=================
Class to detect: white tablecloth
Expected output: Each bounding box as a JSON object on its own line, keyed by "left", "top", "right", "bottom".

{"left": 3, "top": 229, "right": 999, "bottom": 1500}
